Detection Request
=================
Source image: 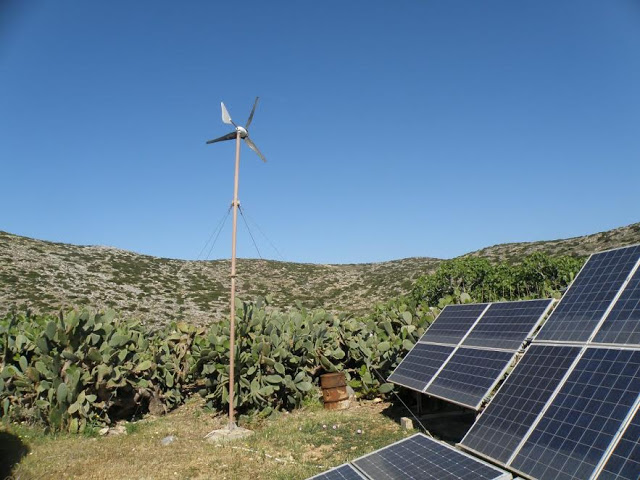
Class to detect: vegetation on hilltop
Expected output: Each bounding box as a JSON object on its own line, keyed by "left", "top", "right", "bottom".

{"left": 1, "top": 223, "right": 639, "bottom": 326}
{"left": 410, "top": 252, "right": 584, "bottom": 307}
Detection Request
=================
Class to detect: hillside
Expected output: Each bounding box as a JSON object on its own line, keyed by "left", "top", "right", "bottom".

{"left": 464, "top": 222, "right": 640, "bottom": 262}
{"left": 1, "top": 222, "right": 639, "bottom": 325}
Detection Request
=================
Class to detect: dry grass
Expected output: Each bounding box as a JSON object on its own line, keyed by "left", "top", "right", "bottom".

{"left": 2, "top": 397, "right": 412, "bottom": 480}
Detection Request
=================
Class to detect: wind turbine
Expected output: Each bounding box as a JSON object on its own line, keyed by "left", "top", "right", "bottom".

{"left": 206, "top": 97, "right": 266, "bottom": 432}
{"left": 206, "top": 97, "right": 266, "bottom": 162}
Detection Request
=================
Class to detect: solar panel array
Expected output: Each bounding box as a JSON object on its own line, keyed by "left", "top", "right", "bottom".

{"left": 535, "top": 245, "right": 640, "bottom": 343}
{"left": 388, "top": 299, "right": 553, "bottom": 409}
{"left": 460, "top": 244, "right": 640, "bottom": 480}
{"left": 314, "top": 245, "right": 640, "bottom": 480}
{"left": 310, "top": 434, "right": 512, "bottom": 480}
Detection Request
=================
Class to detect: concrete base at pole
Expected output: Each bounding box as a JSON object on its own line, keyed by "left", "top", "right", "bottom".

{"left": 204, "top": 425, "right": 253, "bottom": 444}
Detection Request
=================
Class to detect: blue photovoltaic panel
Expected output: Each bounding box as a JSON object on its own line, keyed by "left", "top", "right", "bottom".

{"left": 352, "top": 433, "right": 511, "bottom": 480}
{"left": 598, "top": 407, "right": 640, "bottom": 480}
{"left": 594, "top": 267, "right": 640, "bottom": 345}
{"left": 419, "top": 303, "right": 489, "bottom": 346}
{"left": 461, "top": 345, "right": 581, "bottom": 465}
{"left": 308, "top": 464, "right": 365, "bottom": 480}
{"left": 535, "top": 246, "right": 640, "bottom": 343}
{"left": 511, "top": 348, "right": 640, "bottom": 480}
{"left": 425, "top": 348, "right": 514, "bottom": 409}
{"left": 387, "top": 343, "right": 454, "bottom": 392}
{"left": 463, "top": 299, "right": 552, "bottom": 351}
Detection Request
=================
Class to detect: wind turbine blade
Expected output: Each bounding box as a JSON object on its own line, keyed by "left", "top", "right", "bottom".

{"left": 206, "top": 131, "right": 237, "bottom": 144}
{"left": 221, "top": 102, "right": 235, "bottom": 126}
{"left": 245, "top": 97, "right": 259, "bottom": 128}
{"left": 244, "top": 136, "right": 266, "bottom": 162}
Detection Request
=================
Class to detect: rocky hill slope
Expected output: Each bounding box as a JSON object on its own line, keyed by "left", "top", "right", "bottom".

{"left": 1, "top": 222, "right": 639, "bottom": 325}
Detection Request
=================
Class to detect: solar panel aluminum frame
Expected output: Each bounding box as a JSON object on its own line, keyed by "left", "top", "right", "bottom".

{"left": 502, "top": 343, "right": 588, "bottom": 471}
{"left": 350, "top": 433, "right": 513, "bottom": 480}
{"left": 462, "top": 299, "right": 555, "bottom": 352}
{"left": 307, "top": 463, "right": 368, "bottom": 480}
{"left": 418, "top": 303, "right": 492, "bottom": 346}
{"left": 386, "top": 342, "right": 456, "bottom": 393}
{"left": 530, "top": 249, "right": 594, "bottom": 345}
{"left": 388, "top": 305, "right": 491, "bottom": 393}
{"left": 534, "top": 246, "right": 640, "bottom": 345}
{"left": 590, "top": 392, "right": 640, "bottom": 479}
{"left": 589, "top": 256, "right": 640, "bottom": 347}
{"left": 459, "top": 443, "right": 513, "bottom": 474}
{"left": 414, "top": 304, "right": 493, "bottom": 392}
{"left": 422, "top": 346, "right": 519, "bottom": 410}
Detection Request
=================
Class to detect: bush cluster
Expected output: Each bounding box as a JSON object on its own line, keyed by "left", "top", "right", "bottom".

{"left": 0, "top": 299, "right": 432, "bottom": 432}
{"left": 0, "top": 252, "right": 584, "bottom": 432}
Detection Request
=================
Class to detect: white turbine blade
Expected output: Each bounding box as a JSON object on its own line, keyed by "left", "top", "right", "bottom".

{"left": 221, "top": 102, "right": 234, "bottom": 125}
{"left": 244, "top": 137, "right": 266, "bottom": 162}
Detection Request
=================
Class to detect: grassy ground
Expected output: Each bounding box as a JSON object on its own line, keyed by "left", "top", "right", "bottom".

{"left": 1, "top": 397, "right": 414, "bottom": 480}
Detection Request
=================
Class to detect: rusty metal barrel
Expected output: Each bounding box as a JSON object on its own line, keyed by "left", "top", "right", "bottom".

{"left": 320, "top": 372, "right": 350, "bottom": 410}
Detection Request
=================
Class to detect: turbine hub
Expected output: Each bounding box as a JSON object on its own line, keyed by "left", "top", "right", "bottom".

{"left": 236, "top": 126, "right": 248, "bottom": 137}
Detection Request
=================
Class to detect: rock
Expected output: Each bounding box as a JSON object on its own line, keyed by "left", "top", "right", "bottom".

{"left": 400, "top": 417, "right": 414, "bottom": 430}
{"left": 98, "top": 427, "right": 109, "bottom": 436}
{"left": 107, "top": 423, "right": 127, "bottom": 436}
{"left": 346, "top": 385, "right": 357, "bottom": 401}
{"left": 161, "top": 435, "right": 177, "bottom": 446}
{"left": 372, "top": 397, "right": 383, "bottom": 403}
{"left": 149, "top": 392, "right": 167, "bottom": 416}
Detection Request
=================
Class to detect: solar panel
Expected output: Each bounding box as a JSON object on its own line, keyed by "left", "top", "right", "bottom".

{"left": 594, "top": 267, "right": 640, "bottom": 346}
{"left": 351, "top": 433, "right": 512, "bottom": 480}
{"left": 387, "top": 343, "right": 454, "bottom": 392}
{"left": 460, "top": 345, "right": 582, "bottom": 465}
{"left": 308, "top": 464, "right": 366, "bottom": 480}
{"left": 463, "top": 299, "right": 553, "bottom": 351}
{"left": 597, "top": 406, "right": 640, "bottom": 480}
{"left": 425, "top": 348, "right": 515, "bottom": 410}
{"left": 419, "top": 303, "right": 489, "bottom": 346}
{"left": 510, "top": 347, "right": 640, "bottom": 480}
{"left": 535, "top": 246, "right": 640, "bottom": 343}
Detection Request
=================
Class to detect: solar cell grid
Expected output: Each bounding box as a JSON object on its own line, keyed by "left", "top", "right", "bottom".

{"left": 425, "top": 348, "right": 514, "bottom": 409}
{"left": 594, "top": 268, "right": 640, "bottom": 346}
{"left": 387, "top": 343, "right": 454, "bottom": 392}
{"left": 463, "top": 299, "right": 552, "bottom": 351}
{"left": 597, "top": 406, "right": 640, "bottom": 480}
{"left": 419, "top": 303, "right": 489, "bottom": 346}
{"left": 308, "top": 464, "right": 365, "bottom": 480}
{"left": 535, "top": 246, "right": 640, "bottom": 343}
{"left": 352, "top": 433, "right": 511, "bottom": 480}
{"left": 460, "top": 345, "right": 581, "bottom": 465}
{"left": 510, "top": 348, "right": 640, "bottom": 480}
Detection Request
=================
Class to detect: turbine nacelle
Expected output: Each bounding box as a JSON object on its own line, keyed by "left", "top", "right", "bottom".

{"left": 206, "top": 97, "right": 266, "bottom": 162}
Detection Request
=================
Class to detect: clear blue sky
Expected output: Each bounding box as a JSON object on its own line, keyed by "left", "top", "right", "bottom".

{"left": 1, "top": 1, "right": 639, "bottom": 264}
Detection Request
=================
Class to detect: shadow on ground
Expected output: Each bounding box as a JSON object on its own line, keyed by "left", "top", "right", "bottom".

{"left": 381, "top": 394, "right": 476, "bottom": 443}
{"left": 0, "top": 431, "right": 29, "bottom": 480}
